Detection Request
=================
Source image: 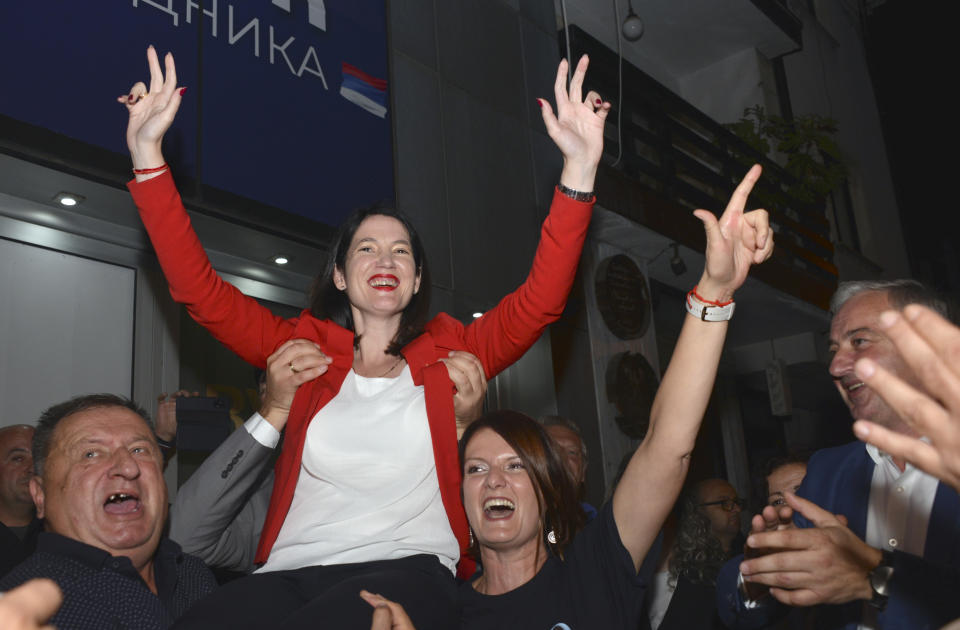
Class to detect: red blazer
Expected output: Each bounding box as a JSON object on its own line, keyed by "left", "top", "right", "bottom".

{"left": 128, "top": 172, "right": 593, "bottom": 578}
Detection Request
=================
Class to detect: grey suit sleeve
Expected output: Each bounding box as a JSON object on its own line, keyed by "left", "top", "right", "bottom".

{"left": 169, "top": 422, "right": 275, "bottom": 574}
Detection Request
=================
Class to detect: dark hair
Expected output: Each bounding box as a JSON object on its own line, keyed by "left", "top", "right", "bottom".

{"left": 33, "top": 394, "right": 153, "bottom": 476}
{"left": 459, "top": 410, "right": 586, "bottom": 560}
{"left": 538, "top": 415, "right": 588, "bottom": 463}
{"left": 830, "top": 279, "right": 948, "bottom": 319}
{"left": 749, "top": 451, "right": 812, "bottom": 510}
{"left": 669, "top": 486, "right": 728, "bottom": 586}
{"left": 307, "top": 203, "right": 431, "bottom": 356}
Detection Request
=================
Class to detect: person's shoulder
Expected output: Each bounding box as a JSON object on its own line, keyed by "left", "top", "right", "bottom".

{"left": 0, "top": 548, "right": 85, "bottom": 591}
{"left": 425, "top": 312, "right": 465, "bottom": 337}
{"left": 807, "top": 441, "right": 866, "bottom": 474}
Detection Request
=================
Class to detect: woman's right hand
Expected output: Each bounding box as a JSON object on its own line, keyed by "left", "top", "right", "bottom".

{"left": 117, "top": 45, "right": 186, "bottom": 178}
{"left": 693, "top": 164, "right": 774, "bottom": 304}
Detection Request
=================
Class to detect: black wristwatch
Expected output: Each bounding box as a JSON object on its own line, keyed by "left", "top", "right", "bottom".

{"left": 155, "top": 435, "right": 176, "bottom": 450}
{"left": 867, "top": 549, "right": 895, "bottom": 610}
{"left": 557, "top": 182, "right": 594, "bottom": 202}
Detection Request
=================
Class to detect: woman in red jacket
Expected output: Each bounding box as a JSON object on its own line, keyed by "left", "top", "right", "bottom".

{"left": 120, "top": 46, "right": 608, "bottom": 629}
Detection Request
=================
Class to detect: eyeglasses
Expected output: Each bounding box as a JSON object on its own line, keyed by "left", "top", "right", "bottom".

{"left": 700, "top": 497, "right": 746, "bottom": 512}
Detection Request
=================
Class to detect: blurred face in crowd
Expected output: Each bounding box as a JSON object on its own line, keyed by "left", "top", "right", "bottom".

{"left": 545, "top": 424, "right": 585, "bottom": 488}
{"left": 31, "top": 406, "right": 167, "bottom": 569}
{"left": 829, "top": 290, "right": 924, "bottom": 436}
{"left": 766, "top": 462, "right": 806, "bottom": 507}
{"left": 462, "top": 428, "right": 544, "bottom": 557}
{"left": 698, "top": 479, "right": 742, "bottom": 542}
{"left": 0, "top": 426, "right": 35, "bottom": 524}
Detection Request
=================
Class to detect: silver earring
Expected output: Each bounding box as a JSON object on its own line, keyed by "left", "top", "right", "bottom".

{"left": 469, "top": 528, "right": 474, "bottom": 546}
{"left": 547, "top": 529, "right": 557, "bottom": 544}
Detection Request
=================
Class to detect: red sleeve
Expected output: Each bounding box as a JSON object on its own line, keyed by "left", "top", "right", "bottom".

{"left": 457, "top": 187, "right": 593, "bottom": 378}
{"left": 127, "top": 172, "right": 294, "bottom": 367}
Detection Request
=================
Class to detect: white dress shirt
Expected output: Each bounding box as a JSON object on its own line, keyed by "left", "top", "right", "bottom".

{"left": 859, "top": 443, "right": 939, "bottom": 629}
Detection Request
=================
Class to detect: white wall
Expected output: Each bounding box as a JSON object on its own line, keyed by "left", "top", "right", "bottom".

{"left": 783, "top": 3, "right": 909, "bottom": 277}
{"left": 0, "top": 238, "right": 135, "bottom": 428}
{"left": 676, "top": 48, "right": 775, "bottom": 125}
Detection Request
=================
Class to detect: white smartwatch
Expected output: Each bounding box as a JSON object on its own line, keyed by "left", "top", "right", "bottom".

{"left": 685, "top": 290, "right": 735, "bottom": 321}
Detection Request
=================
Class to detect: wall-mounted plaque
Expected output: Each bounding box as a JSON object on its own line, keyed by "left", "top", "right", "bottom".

{"left": 595, "top": 254, "right": 651, "bottom": 340}
{"left": 605, "top": 351, "right": 659, "bottom": 439}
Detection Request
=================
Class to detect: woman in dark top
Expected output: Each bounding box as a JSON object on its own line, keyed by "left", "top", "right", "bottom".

{"left": 455, "top": 165, "right": 774, "bottom": 630}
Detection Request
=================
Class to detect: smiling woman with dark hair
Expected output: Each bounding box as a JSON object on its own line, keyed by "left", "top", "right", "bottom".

{"left": 119, "top": 46, "right": 609, "bottom": 629}
{"left": 447, "top": 166, "right": 774, "bottom": 630}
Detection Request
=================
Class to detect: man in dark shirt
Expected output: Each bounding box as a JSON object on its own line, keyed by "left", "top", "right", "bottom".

{"left": 0, "top": 424, "right": 41, "bottom": 577}
{"left": 0, "top": 394, "right": 216, "bottom": 629}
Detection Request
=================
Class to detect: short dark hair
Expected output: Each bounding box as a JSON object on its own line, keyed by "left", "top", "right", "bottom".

{"left": 750, "top": 451, "right": 812, "bottom": 510}
{"left": 830, "top": 279, "right": 948, "bottom": 318}
{"left": 307, "top": 203, "right": 431, "bottom": 356}
{"left": 33, "top": 394, "right": 152, "bottom": 476}
{"left": 459, "top": 410, "right": 586, "bottom": 560}
{"left": 538, "top": 415, "right": 588, "bottom": 463}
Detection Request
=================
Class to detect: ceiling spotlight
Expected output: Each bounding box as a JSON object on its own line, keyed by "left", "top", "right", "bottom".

{"left": 472, "top": 312, "right": 483, "bottom": 319}
{"left": 53, "top": 192, "right": 84, "bottom": 207}
{"left": 273, "top": 256, "right": 289, "bottom": 265}
{"left": 669, "top": 243, "right": 686, "bottom": 276}
{"left": 622, "top": 1, "right": 644, "bottom": 41}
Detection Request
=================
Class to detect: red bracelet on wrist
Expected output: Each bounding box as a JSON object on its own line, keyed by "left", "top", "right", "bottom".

{"left": 132, "top": 163, "right": 169, "bottom": 175}
{"left": 691, "top": 285, "right": 734, "bottom": 307}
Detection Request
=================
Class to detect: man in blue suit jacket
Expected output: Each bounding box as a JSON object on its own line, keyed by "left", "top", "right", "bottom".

{"left": 716, "top": 280, "right": 960, "bottom": 630}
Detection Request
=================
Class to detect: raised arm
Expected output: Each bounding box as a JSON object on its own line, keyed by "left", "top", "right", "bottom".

{"left": 120, "top": 47, "right": 297, "bottom": 365}
{"left": 612, "top": 165, "right": 773, "bottom": 570}
{"left": 118, "top": 45, "right": 185, "bottom": 181}
{"left": 539, "top": 55, "right": 609, "bottom": 195}
{"left": 456, "top": 56, "right": 608, "bottom": 376}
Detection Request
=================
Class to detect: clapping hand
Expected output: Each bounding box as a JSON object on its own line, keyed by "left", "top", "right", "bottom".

{"left": 740, "top": 492, "right": 879, "bottom": 606}
{"left": 853, "top": 304, "right": 960, "bottom": 492}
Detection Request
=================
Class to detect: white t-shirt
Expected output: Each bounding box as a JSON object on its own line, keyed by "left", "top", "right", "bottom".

{"left": 258, "top": 365, "right": 459, "bottom": 574}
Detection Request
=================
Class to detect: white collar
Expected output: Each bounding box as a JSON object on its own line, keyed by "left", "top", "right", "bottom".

{"left": 865, "top": 438, "right": 931, "bottom": 472}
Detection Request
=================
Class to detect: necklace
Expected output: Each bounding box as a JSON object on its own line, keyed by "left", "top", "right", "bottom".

{"left": 377, "top": 356, "right": 405, "bottom": 377}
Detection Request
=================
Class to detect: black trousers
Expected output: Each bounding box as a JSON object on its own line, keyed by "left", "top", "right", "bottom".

{"left": 172, "top": 554, "right": 458, "bottom": 630}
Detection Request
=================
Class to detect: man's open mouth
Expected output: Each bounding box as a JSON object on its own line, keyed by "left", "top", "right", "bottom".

{"left": 103, "top": 492, "right": 141, "bottom": 515}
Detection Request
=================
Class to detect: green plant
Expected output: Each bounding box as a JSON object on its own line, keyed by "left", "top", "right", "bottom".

{"left": 726, "top": 105, "right": 847, "bottom": 204}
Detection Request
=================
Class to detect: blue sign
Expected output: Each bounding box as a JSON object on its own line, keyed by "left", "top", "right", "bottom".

{"left": 0, "top": 0, "right": 393, "bottom": 228}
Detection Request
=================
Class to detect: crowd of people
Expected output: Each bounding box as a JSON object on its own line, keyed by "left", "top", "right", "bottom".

{"left": 0, "top": 43, "right": 958, "bottom": 630}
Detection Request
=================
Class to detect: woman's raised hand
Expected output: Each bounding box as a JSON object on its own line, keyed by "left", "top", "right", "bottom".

{"left": 117, "top": 45, "right": 185, "bottom": 176}
{"left": 538, "top": 55, "right": 610, "bottom": 193}
{"left": 693, "top": 164, "right": 774, "bottom": 303}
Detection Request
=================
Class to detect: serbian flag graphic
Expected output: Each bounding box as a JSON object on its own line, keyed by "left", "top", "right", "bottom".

{"left": 340, "top": 63, "right": 388, "bottom": 118}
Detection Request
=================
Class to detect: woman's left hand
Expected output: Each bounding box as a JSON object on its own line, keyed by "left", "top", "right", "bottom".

{"left": 693, "top": 164, "right": 774, "bottom": 303}
{"left": 538, "top": 55, "right": 610, "bottom": 193}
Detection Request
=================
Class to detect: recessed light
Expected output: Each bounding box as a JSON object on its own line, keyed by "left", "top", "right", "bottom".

{"left": 472, "top": 312, "right": 483, "bottom": 319}
{"left": 273, "top": 256, "right": 289, "bottom": 265}
{"left": 53, "top": 192, "right": 84, "bottom": 207}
